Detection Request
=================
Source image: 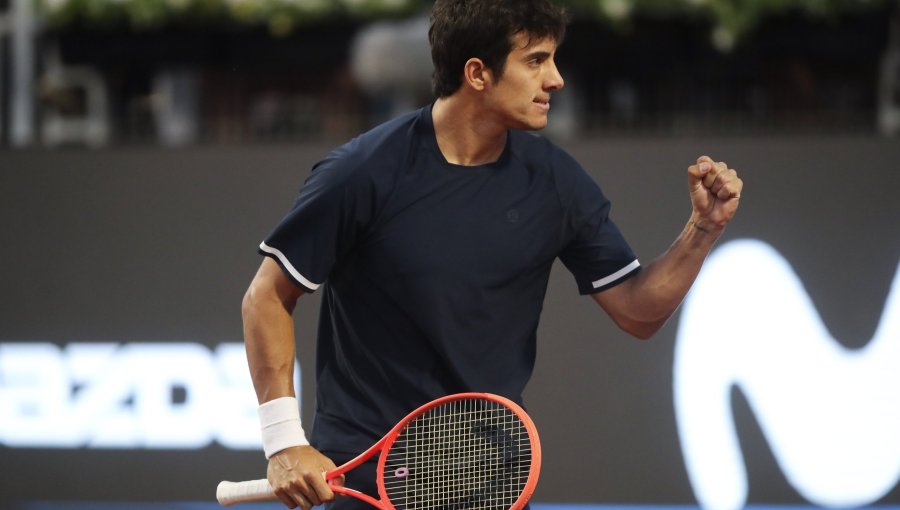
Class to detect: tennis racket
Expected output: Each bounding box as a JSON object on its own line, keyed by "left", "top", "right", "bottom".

{"left": 217, "top": 392, "right": 541, "bottom": 510}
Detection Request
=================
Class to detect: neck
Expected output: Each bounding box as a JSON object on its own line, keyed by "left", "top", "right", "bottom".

{"left": 431, "top": 95, "right": 507, "bottom": 166}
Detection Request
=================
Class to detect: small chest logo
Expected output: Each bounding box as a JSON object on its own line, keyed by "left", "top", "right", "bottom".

{"left": 506, "top": 209, "right": 520, "bottom": 223}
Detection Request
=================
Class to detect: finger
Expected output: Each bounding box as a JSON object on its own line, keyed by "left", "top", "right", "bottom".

{"left": 274, "top": 487, "right": 298, "bottom": 509}
{"left": 687, "top": 160, "right": 713, "bottom": 191}
{"left": 725, "top": 176, "right": 744, "bottom": 200}
{"left": 713, "top": 173, "right": 742, "bottom": 199}
{"left": 322, "top": 457, "right": 343, "bottom": 488}
{"left": 285, "top": 489, "right": 312, "bottom": 510}
{"left": 717, "top": 185, "right": 736, "bottom": 200}
{"left": 325, "top": 469, "right": 346, "bottom": 488}
{"left": 302, "top": 471, "right": 330, "bottom": 505}
{"left": 280, "top": 475, "right": 322, "bottom": 507}
{"left": 709, "top": 168, "right": 736, "bottom": 195}
{"left": 703, "top": 161, "right": 727, "bottom": 189}
{"left": 696, "top": 155, "right": 715, "bottom": 167}
{"left": 306, "top": 471, "right": 343, "bottom": 504}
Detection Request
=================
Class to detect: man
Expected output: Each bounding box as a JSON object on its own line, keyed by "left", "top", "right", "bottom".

{"left": 242, "top": 1, "right": 743, "bottom": 509}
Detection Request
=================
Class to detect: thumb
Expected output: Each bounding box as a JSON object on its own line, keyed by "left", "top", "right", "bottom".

{"left": 323, "top": 461, "right": 344, "bottom": 487}
{"left": 688, "top": 157, "right": 713, "bottom": 191}
{"left": 325, "top": 470, "right": 345, "bottom": 488}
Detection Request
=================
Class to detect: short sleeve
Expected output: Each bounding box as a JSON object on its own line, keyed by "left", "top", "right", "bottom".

{"left": 259, "top": 151, "right": 377, "bottom": 293}
{"left": 558, "top": 163, "right": 640, "bottom": 295}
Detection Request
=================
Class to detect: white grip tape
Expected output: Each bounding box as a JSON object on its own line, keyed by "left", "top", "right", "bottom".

{"left": 217, "top": 479, "right": 275, "bottom": 506}
{"left": 259, "top": 396, "right": 309, "bottom": 459}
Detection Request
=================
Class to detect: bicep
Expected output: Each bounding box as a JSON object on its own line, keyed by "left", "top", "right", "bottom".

{"left": 245, "top": 257, "right": 305, "bottom": 316}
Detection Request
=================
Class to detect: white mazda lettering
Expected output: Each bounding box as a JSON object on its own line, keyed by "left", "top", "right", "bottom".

{"left": 0, "top": 342, "right": 300, "bottom": 450}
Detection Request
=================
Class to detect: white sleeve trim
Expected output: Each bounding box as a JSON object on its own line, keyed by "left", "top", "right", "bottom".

{"left": 592, "top": 259, "right": 641, "bottom": 289}
{"left": 259, "top": 242, "right": 321, "bottom": 291}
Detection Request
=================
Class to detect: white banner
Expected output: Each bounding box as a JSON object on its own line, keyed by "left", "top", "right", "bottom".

{"left": 0, "top": 342, "right": 300, "bottom": 450}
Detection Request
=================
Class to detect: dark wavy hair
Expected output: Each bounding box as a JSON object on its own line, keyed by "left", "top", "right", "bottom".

{"left": 429, "top": 0, "right": 569, "bottom": 98}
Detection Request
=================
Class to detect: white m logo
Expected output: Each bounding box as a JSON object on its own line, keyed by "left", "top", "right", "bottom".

{"left": 674, "top": 240, "right": 900, "bottom": 509}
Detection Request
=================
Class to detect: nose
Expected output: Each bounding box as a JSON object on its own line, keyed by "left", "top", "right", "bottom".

{"left": 545, "top": 59, "right": 565, "bottom": 91}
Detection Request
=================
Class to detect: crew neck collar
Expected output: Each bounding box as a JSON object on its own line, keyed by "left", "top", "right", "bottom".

{"left": 419, "top": 103, "right": 512, "bottom": 170}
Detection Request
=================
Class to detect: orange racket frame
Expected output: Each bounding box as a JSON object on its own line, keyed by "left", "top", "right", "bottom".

{"left": 217, "top": 392, "right": 542, "bottom": 510}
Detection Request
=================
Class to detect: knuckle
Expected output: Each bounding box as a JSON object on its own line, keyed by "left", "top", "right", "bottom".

{"left": 291, "top": 493, "right": 308, "bottom": 510}
{"left": 287, "top": 479, "right": 306, "bottom": 493}
{"left": 275, "top": 490, "right": 296, "bottom": 509}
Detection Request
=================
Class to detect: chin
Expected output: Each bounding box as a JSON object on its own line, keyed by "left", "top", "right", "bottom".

{"left": 506, "top": 111, "right": 549, "bottom": 131}
{"left": 527, "top": 118, "right": 549, "bottom": 131}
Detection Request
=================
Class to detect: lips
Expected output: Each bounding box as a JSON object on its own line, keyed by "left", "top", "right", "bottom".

{"left": 534, "top": 97, "right": 550, "bottom": 111}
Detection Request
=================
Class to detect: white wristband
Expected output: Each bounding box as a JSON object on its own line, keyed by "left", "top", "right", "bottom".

{"left": 258, "top": 396, "right": 309, "bottom": 459}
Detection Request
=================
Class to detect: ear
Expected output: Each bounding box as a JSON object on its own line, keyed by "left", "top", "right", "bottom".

{"left": 462, "top": 58, "right": 493, "bottom": 92}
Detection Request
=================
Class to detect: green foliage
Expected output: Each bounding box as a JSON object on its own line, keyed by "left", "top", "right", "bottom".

{"left": 38, "top": 0, "right": 421, "bottom": 34}
{"left": 558, "top": 0, "right": 896, "bottom": 49}
{"left": 37, "top": 0, "right": 894, "bottom": 44}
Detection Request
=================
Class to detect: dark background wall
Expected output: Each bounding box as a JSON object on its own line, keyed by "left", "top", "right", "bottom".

{"left": 1, "top": 136, "right": 898, "bottom": 506}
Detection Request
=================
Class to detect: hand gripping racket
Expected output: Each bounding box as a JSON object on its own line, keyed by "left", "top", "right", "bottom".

{"left": 217, "top": 392, "right": 541, "bottom": 510}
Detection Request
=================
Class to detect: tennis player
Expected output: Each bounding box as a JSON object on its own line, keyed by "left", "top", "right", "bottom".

{"left": 241, "top": 0, "right": 743, "bottom": 509}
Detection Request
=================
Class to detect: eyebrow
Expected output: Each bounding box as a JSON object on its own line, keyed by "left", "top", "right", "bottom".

{"left": 523, "top": 50, "right": 552, "bottom": 61}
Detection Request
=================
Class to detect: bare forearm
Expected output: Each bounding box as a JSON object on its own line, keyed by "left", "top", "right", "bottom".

{"left": 629, "top": 213, "right": 723, "bottom": 320}
{"left": 594, "top": 212, "right": 723, "bottom": 338}
{"left": 242, "top": 260, "right": 303, "bottom": 403}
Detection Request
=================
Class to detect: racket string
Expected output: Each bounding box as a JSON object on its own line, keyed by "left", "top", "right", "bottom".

{"left": 382, "top": 398, "right": 533, "bottom": 510}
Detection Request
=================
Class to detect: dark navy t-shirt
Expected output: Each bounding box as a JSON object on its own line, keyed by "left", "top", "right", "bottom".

{"left": 259, "top": 104, "right": 639, "bottom": 456}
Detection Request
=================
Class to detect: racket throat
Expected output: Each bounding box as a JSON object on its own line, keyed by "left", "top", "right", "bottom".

{"left": 331, "top": 485, "right": 386, "bottom": 509}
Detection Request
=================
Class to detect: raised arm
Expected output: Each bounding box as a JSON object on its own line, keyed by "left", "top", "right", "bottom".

{"left": 592, "top": 155, "right": 743, "bottom": 339}
{"left": 242, "top": 257, "right": 339, "bottom": 509}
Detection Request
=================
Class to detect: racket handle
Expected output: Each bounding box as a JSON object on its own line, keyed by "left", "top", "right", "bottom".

{"left": 216, "top": 479, "right": 275, "bottom": 506}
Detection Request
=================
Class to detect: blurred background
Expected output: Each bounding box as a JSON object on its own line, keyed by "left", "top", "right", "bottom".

{"left": 2, "top": 1, "right": 900, "bottom": 510}
{"left": 2, "top": 0, "right": 900, "bottom": 145}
